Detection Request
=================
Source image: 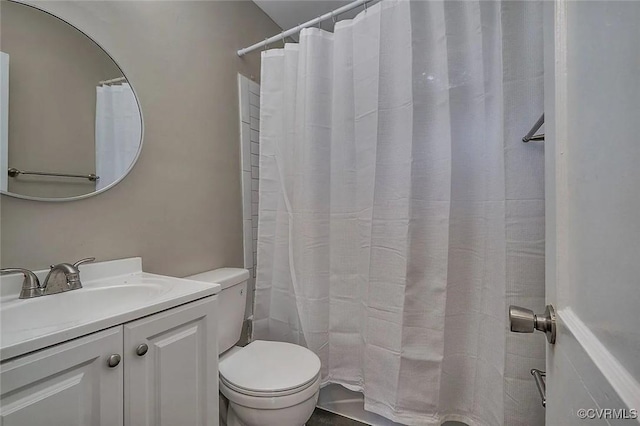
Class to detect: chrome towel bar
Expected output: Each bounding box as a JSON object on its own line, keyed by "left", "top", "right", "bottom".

{"left": 8, "top": 167, "right": 99, "bottom": 182}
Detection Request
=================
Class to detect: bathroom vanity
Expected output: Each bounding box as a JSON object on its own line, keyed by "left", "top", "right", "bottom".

{"left": 0, "top": 258, "right": 220, "bottom": 426}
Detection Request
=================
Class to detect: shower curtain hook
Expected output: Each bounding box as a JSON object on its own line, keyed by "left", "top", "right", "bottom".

{"left": 263, "top": 38, "right": 269, "bottom": 51}
{"left": 331, "top": 11, "right": 337, "bottom": 24}
{"left": 317, "top": 16, "right": 322, "bottom": 29}
{"left": 363, "top": 1, "right": 368, "bottom": 12}
{"left": 281, "top": 31, "right": 286, "bottom": 45}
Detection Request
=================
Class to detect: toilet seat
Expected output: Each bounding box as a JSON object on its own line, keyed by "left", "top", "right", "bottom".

{"left": 219, "top": 340, "right": 321, "bottom": 408}
{"left": 220, "top": 373, "right": 321, "bottom": 411}
{"left": 220, "top": 372, "right": 319, "bottom": 398}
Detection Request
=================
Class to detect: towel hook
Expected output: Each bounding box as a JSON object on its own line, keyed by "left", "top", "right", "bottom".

{"left": 522, "top": 113, "right": 545, "bottom": 142}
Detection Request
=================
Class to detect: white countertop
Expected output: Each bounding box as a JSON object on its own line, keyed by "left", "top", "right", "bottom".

{"left": 0, "top": 257, "right": 220, "bottom": 362}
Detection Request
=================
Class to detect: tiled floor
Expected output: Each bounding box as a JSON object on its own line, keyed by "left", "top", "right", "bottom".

{"left": 308, "top": 408, "right": 368, "bottom": 426}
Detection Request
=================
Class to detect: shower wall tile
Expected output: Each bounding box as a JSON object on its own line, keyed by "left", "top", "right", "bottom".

{"left": 250, "top": 129, "right": 259, "bottom": 143}
{"left": 250, "top": 116, "right": 260, "bottom": 131}
{"left": 241, "top": 122, "right": 251, "bottom": 172}
{"left": 238, "top": 74, "right": 260, "bottom": 319}
{"left": 239, "top": 77, "right": 250, "bottom": 123}
{"left": 242, "top": 171, "right": 252, "bottom": 219}
{"left": 248, "top": 79, "right": 260, "bottom": 96}
{"left": 249, "top": 92, "right": 260, "bottom": 107}
{"left": 249, "top": 105, "right": 260, "bottom": 122}
{"left": 243, "top": 219, "right": 254, "bottom": 269}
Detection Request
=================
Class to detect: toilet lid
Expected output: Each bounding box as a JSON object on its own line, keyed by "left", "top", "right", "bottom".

{"left": 219, "top": 340, "right": 321, "bottom": 394}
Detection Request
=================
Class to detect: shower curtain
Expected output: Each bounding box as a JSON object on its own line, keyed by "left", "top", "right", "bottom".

{"left": 254, "top": 1, "right": 544, "bottom": 425}
{"left": 95, "top": 83, "right": 140, "bottom": 190}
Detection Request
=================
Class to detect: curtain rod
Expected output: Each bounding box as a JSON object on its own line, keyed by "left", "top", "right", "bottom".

{"left": 237, "top": 0, "right": 375, "bottom": 57}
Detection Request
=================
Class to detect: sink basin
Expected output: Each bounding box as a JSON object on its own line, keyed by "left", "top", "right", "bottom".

{"left": 0, "top": 258, "right": 220, "bottom": 361}
{"left": 2, "top": 283, "right": 166, "bottom": 334}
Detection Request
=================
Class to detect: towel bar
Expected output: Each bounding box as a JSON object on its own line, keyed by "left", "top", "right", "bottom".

{"left": 8, "top": 167, "right": 99, "bottom": 182}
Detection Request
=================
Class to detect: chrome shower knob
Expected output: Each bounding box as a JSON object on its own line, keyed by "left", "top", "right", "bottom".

{"left": 509, "top": 304, "right": 556, "bottom": 344}
{"left": 509, "top": 306, "right": 535, "bottom": 333}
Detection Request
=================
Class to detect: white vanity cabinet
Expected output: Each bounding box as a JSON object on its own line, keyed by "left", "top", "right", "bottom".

{"left": 0, "top": 327, "right": 124, "bottom": 426}
{"left": 0, "top": 295, "right": 218, "bottom": 426}
{"left": 124, "top": 296, "right": 218, "bottom": 426}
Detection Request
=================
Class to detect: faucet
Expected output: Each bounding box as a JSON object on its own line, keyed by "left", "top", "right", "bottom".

{"left": 0, "top": 257, "right": 95, "bottom": 299}
{"left": 43, "top": 258, "right": 96, "bottom": 293}
{"left": 0, "top": 268, "right": 42, "bottom": 299}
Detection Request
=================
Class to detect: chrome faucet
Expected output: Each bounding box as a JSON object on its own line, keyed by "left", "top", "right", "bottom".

{"left": 0, "top": 257, "right": 95, "bottom": 299}
{"left": 0, "top": 268, "right": 42, "bottom": 299}
{"left": 43, "top": 258, "right": 95, "bottom": 294}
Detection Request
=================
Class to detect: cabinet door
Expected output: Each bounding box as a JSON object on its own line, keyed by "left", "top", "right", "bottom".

{"left": 124, "top": 296, "right": 218, "bottom": 426}
{"left": 0, "top": 326, "right": 124, "bottom": 426}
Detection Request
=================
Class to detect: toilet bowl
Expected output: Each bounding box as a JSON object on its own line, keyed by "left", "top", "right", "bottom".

{"left": 186, "top": 268, "right": 321, "bottom": 426}
{"left": 219, "top": 341, "right": 321, "bottom": 426}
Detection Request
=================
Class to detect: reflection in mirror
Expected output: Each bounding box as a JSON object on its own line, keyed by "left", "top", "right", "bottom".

{"left": 0, "top": 0, "right": 142, "bottom": 200}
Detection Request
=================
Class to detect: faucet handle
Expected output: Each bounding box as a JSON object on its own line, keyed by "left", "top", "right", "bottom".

{"left": 0, "top": 268, "right": 42, "bottom": 299}
{"left": 66, "top": 258, "right": 94, "bottom": 291}
{"left": 73, "top": 257, "right": 96, "bottom": 269}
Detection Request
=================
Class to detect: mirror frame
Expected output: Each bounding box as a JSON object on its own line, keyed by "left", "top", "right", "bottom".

{"left": 1, "top": 0, "right": 144, "bottom": 202}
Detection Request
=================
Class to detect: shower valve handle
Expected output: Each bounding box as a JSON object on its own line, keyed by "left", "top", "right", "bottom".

{"left": 509, "top": 304, "right": 556, "bottom": 344}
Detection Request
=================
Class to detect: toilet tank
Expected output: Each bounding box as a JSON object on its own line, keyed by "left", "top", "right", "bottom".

{"left": 185, "top": 268, "right": 250, "bottom": 354}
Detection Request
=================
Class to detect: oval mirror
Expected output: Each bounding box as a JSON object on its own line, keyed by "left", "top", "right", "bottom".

{"left": 0, "top": 1, "right": 143, "bottom": 201}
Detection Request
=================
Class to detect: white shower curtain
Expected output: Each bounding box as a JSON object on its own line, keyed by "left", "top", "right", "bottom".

{"left": 254, "top": 1, "right": 545, "bottom": 425}
{"left": 95, "top": 83, "right": 141, "bottom": 190}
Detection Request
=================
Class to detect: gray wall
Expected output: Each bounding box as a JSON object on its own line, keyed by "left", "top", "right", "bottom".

{"left": 0, "top": 1, "right": 281, "bottom": 276}
{"left": 2, "top": 1, "right": 122, "bottom": 198}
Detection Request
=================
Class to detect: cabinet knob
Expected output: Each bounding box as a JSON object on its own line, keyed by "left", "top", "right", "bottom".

{"left": 136, "top": 343, "right": 149, "bottom": 357}
{"left": 107, "top": 354, "right": 121, "bottom": 368}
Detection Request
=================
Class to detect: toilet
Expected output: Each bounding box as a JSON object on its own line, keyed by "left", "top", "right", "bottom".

{"left": 186, "top": 268, "right": 321, "bottom": 426}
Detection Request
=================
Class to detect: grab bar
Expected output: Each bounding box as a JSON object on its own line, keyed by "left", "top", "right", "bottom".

{"left": 8, "top": 168, "right": 99, "bottom": 182}
{"left": 522, "top": 114, "right": 545, "bottom": 142}
{"left": 531, "top": 368, "right": 546, "bottom": 407}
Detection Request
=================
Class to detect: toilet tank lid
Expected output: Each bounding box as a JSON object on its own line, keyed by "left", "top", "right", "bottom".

{"left": 185, "top": 268, "right": 250, "bottom": 290}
